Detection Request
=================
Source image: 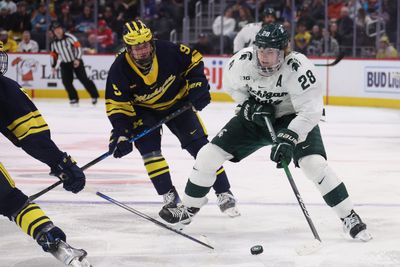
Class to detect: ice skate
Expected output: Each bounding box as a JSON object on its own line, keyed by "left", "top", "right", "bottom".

{"left": 159, "top": 203, "right": 199, "bottom": 227}
{"left": 69, "top": 99, "right": 79, "bottom": 107}
{"left": 36, "top": 224, "right": 91, "bottom": 266}
{"left": 51, "top": 239, "right": 91, "bottom": 267}
{"left": 217, "top": 190, "right": 240, "bottom": 217}
{"left": 342, "top": 210, "right": 372, "bottom": 242}
{"left": 162, "top": 186, "right": 181, "bottom": 209}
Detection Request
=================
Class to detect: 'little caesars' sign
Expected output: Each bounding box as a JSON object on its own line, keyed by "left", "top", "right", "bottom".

{"left": 365, "top": 66, "right": 400, "bottom": 94}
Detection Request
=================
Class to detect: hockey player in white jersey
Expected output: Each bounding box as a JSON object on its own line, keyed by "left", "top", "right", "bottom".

{"left": 233, "top": 7, "right": 276, "bottom": 53}
{"left": 159, "top": 23, "right": 372, "bottom": 242}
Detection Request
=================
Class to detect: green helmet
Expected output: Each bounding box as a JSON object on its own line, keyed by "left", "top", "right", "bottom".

{"left": 254, "top": 23, "right": 289, "bottom": 50}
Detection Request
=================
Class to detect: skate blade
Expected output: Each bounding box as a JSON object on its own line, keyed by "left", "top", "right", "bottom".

{"left": 222, "top": 207, "right": 241, "bottom": 218}
{"left": 295, "top": 239, "right": 322, "bottom": 256}
{"left": 69, "top": 257, "right": 91, "bottom": 267}
{"left": 355, "top": 230, "right": 372, "bottom": 242}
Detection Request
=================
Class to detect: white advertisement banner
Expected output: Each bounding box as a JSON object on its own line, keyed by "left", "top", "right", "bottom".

{"left": 364, "top": 66, "right": 400, "bottom": 94}
{"left": 5, "top": 53, "right": 400, "bottom": 106}
{"left": 5, "top": 53, "right": 231, "bottom": 93}
{"left": 6, "top": 53, "right": 112, "bottom": 90}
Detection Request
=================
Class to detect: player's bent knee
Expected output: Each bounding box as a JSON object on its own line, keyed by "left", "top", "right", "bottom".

{"left": 195, "top": 143, "right": 232, "bottom": 172}
{"left": 185, "top": 136, "right": 208, "bottom": 158}
{"left": 299, "top": 155, "right": 328, "bottom": 183}
{"left": 0, "top": 188, "right": 28, "bottom": 219}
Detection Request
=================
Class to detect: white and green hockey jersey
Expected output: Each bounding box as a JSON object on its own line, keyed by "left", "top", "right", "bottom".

{"left": 223, "top": 47, "right": 324, "bottom": 142}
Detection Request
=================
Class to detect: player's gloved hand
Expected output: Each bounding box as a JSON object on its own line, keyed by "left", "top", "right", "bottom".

{"left": 270, "top": 129, "right": 298, "bottom": 168}
{"left": 187, "top": 83, "right": 211, "bottom": 111}
{"left": 50, "top": 153, "right": 86, "bottom": 193}
{"left": 237, "top": 97, "right": 275, "bottom": 127}
{"left": 109, "top": 129, "right": 133, "bottom": 158}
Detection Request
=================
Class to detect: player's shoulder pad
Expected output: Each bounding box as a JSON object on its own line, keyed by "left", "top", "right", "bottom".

{"left": 285, "top": 51, "right": 314, "bottom": 73}
{"left": 108, "top": 50, "right": 127, "bottom": 74}
{"left": 242, "top": 21, "right": 262, "bottom": 30}
{"left": 227, "top": 47, "right": 254, "bottom": 72}
{"left": 155, "top": 39, "right": 178, "bottom": 53}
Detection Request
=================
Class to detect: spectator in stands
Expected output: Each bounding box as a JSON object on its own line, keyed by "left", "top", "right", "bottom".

{"left": 297, "top": 4, "right": 315, "bottom": 30}
{"left": 310, "top": 0, "right": 325, "bottom": 24}
{"left": 329, "top": 21, "right": 342, "bottom": 46}
{"left": 307, "top": 24, "right": 323, "bottom": 56}
{"left": 294, "top": 22, "right": 311, "bottom": 54}
{"left": 336, "top": 6, "right": 354, "bottom": 56}
{"left": 143, "top": 0, "right": 157, "bottom": 23}
{"left": 101, "top": 6, "right": 122, "bottom": 38}
{"left": 320, "top": 27, "right": 340, "bottom": 56}
{"left": 8, "top": 1, "right": 31, "bottom": 41}
{"left": 148, "top": 6, "right": 176, "bottom": 41}
{"left": 157, "top": 0, "right": 183, "bottom": 29}
{"left": 235, "top": 3, "right": 254, "bottom": 30}
{"left": 212, "top": 6, "right": 237, "bottom": 40}
{"left": 0, "top": 7, "right": 11, "bottom": 31}
{"left": 17, "top": 30, "right": 39, "bottom": 52}
{"left": 0, "top": 0, "right": 16, "bottom": 14}
{"left": 192, "top": 33, "right": 215, "bottom": 55}
{"left": 88, "top": 20, "right": 114, "bottom": 53}
{"left": 212, "top": 7, "right": 237, "bottom": 54}
{"left": 58, "top": 3, "right": 75, "bottom": 32}
{"left": 376, "top": 35, "right": 398, "bottom": 58}
{"left": 0, "top": 29, "right": 17, "bottom": 52}
{"left": 281, "top": 0, "right": 295, "bottom": 23}
{"left": 31, "top": 3, "right": 47, "bottom": 33}
{"left": 230, "top": 0, "right": 253, "bottom": 25}
{"left": 328, "top": 0, "right": 345, "bottom": 20}
{"left": 75, "top": 5, "right": 95, "bottom": 33}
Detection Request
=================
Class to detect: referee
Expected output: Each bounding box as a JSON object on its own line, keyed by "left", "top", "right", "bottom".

{"left": 50, "top": 22, "right": 99, "bottom": 106}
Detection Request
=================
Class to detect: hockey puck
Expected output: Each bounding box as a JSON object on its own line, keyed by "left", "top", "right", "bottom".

{"left": 250, "top": 245, "right": 263, "bottom": 255}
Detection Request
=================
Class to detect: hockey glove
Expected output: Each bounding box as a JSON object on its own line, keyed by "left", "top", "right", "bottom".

{"left": 187, "top": 83, "right": 211, "bottom": 111}
{"left": 238, "top": 97, "right": 275, "bottom": 127}
{"left": 50, "top": 153, "right": 86, "bottom": 193}
{"left": 109, "top": 129, "right": 133, "bottom": 158}
{"left": 270, "top": 129, "right": 298, "bottom": 168}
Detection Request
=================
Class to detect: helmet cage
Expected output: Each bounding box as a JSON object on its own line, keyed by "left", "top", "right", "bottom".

{"left": 254, "top": 46, "right": 284, "bottom": 77}
{"left": 123, "top": 20, "right": 155, "bottom": 71}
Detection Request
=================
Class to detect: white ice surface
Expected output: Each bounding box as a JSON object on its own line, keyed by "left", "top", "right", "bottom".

{"left": 1, "top": 100, "right": 400, "bottom": 267}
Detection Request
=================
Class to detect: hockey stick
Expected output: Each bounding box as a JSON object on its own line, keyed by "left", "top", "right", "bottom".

{"left": 314, "top": 53, "right": 344, "bottom": 67}
{"left": 28, "top": 103, "right": 193, "bottom": 202}
{"left": 264, "top": 117, "right": 322, "bottom": 255}
{"left": 96, "top": 191, "right": 214, "bottom": 250}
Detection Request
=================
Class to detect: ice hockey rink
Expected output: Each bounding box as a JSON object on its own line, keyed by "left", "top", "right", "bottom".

{"left": 1, "top": 100, "right": 399, "bottom": 267}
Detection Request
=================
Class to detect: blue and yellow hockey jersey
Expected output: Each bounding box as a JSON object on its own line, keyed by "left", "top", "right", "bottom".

{"left": 105, "top": 40, "right": 209, "bottom": 131}
{"left": 0, "top": 75, "right": 64, "bottom": 167}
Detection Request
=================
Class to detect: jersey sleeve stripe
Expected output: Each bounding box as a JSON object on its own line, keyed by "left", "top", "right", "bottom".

{"left": 7, "top": 111, "right": 49, "bottom": 140}
{"left": 106, "top": 99, "right": 136, "bottom": 117}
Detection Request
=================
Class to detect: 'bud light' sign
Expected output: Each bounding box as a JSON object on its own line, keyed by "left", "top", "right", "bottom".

{"left": 364, "top": 66, "right": 400, "bottom": 94}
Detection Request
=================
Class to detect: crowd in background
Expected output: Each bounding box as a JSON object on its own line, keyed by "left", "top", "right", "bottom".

{"left": 0, "top": 0, "right": 398, "bottom": 58}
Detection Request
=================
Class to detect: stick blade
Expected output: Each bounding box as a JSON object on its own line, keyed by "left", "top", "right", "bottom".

{"left": 295, "top": 239, "right": 322, "bottom": 256}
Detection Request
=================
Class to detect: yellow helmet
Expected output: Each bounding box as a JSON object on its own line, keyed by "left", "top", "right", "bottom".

{"left": 122, "top": 20, "right": 153, "bottom": 46}
{"left": 0, "top": 40, "right": 8, "bottom": 75}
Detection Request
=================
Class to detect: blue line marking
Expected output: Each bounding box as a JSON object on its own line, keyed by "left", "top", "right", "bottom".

{"left": 35, "top": 200, "right": 400, "bottom": 208}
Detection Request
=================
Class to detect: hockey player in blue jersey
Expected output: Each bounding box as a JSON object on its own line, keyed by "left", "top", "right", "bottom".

{"left": 106, "top": 19, "right": 240, "bottom": 217}
{"left": 0, "top": 41, "right": 90, "bottom": 266}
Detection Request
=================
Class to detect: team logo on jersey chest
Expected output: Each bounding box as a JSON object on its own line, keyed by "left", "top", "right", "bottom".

{"left": 249, "top": 87, "right": 288, "bottom": 105}
{"left": 133, "top": 74, "right": 176, "bottom": 102}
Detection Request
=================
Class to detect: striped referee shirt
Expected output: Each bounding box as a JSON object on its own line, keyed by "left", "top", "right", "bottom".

{"left": 50, "top": 33, "right": 82, "bottom": 67}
